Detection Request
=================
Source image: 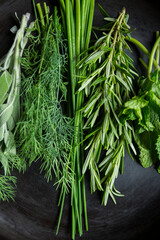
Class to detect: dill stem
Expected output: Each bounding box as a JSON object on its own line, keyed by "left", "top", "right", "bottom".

{"left": 44, "top": 2, "right": 49, "bottom": 25}
{"left": 32, "top": 0, "right": 41, "bottom": 33}
{"left": 36, "top": 3, "right": 52, "bottom": 74}
{"left": 37, "top": 3, "right": 45, "bottom": 29}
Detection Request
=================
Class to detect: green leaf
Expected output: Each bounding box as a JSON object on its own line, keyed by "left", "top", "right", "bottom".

{"left": 90, "top": 107, "right": 100, "bottom": 127}
{"left": 115, "top": 74, "right": 130, "bottom": 91}
{"left": 156, "top": 135, "right": 160, "bottom": 160}
{"left": 7, "top": 115, "right": 15, "bottom": 131}
{"left": 84, "top": 50, "right": 105, "bottom": 64}
{"left": 4, "top": 131, "right": 16, "bottom": 154}
{"left": 124, "top": 95, "right": 148, "bottom": 111}
{"left": 0, "top": 125, "right": 5, "bottom": 141}
{"left": 151, "top": 69, "right": 160, "bottom": 84}
{"left": 0, "top": 152, "right": 9, "bottom": 175}
{"left": 151, "top": 81, "right": 160, "bottom": 99}
{"left": 84, "top": 92, "right": 102, "bottom": 114}
{"left": 0, "top": 103, "right": 13, "bottom": 127}
{"left": 91, "top": 76, "right": 106, "bottom": 86}
{"left": 8, "top": 95, "right": 20, "bottom": 130}
{"left": 139, "top": 145, "right": 153, "bottom": 168}
{"left": 82, "top": 146, "right": 93, "bottom": 174}
{"left": 0, "top": 71, "right": 12, "bottom": 106}
{"left": 97, "top": 3, "right": 110, "bottom": 17}
{"left": 105, "top": 60, "right": 111, "bottom": 78}
{"left": 140, "top": 106, "right": 154, "bottom": 131}
{"left": 0, "top": 175, "right": 16, "bottom": 201}
{"left": 104, "top": 17, "right": 116, "bottom": 22}
{"left": 122, "top": 96, "right": 149, "bottom": 121}
{"left": 147, "top": 91, "right": 160, "bottom": 113}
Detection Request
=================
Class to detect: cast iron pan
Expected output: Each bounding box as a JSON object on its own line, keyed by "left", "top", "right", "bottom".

{"left": 0, "top": 0, "right": 160, "bottom": 239}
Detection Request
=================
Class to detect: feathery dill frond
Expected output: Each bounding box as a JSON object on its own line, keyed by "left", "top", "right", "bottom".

{"left": 15, "top": 6, "right": 73, "bottom": 191}
{"left": 0, "top": 175, "right": 17, "bottom": 201}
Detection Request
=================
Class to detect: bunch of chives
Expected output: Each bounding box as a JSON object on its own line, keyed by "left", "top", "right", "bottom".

{"left": 56, "top": 0, "right": 95, "bottom": 238}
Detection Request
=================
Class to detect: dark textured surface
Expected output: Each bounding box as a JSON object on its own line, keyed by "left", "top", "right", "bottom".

{"left": 0, "top": 0, "right": 160, "bottom": 239}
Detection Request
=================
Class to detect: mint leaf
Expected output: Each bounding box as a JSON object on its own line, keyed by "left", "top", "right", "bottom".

{"left": 139, "top": 145, "right": 153, "bottom": 168}
{"left": 156, "top": 135, "right": 160, "bottom": 159}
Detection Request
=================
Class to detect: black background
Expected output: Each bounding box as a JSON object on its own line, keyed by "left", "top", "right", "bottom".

{"left": 0, "top": 0, "right": 160, "bottom": 239}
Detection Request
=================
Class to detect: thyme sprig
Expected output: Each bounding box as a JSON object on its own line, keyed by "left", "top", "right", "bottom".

{"left": 79, "top": 8, "right": 138, "bottom": 205}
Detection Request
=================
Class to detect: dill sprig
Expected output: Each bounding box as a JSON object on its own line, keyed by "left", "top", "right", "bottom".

{"left": 78, "top": 8, "right": 138, "bottom": 205}
{"left": 0, "top": 175, "right": 17, "bottom": 201}
{"left": 15, "top": 5, "right": 73, "bottom": 193}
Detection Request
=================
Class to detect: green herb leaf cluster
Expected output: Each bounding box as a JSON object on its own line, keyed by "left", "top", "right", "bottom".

{"left": 0, "top": 13, "right": 33, "bottom": 200}
{"left": 121, "top": 33, "right": 160, "bottom": 170}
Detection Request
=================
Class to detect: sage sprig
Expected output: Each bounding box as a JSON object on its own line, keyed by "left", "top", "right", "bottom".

{"left": 79, "top": 8, "right": 138, "bottom": 205}
{"left": 0, "top": 13, "right": 33, "bottom": 200}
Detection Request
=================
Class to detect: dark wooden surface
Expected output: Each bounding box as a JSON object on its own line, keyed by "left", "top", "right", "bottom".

{"left": 0, "top": 0, "right": 160, "bottom": 239}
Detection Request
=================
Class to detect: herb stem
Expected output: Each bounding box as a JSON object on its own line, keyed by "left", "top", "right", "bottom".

{"left": 156, "top": 31, "right": 160, "bottom": 65}
{"left": 148, "top": 36, "right": 160, "bottom": 78}
{"left": 126, "top": 36, "right": 160, "bottom": 69}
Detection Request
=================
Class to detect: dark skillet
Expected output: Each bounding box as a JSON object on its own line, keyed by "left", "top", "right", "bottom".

{"left": 0, "top": 0, "right": 160, "bottom": 239}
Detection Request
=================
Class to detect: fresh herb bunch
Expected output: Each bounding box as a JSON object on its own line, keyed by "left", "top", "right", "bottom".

{"left": 15, "top": 3, "right": 73, "bottom": 196}
{"left": 0, "top": 13, "right": 33, "bottom": 201}
{"left": 121, "top": 32, "right": 160, "bottom": 170}
{"left": 58, "top": 0, "right": 95, "bottom": 238}
{"left": 78, "top": 7, "right": 138, "bottom": 205}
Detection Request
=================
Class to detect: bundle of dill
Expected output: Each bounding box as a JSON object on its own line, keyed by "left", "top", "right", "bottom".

{"left": 15, "top": 4, "right": 73, "bottom": 196}
{"left": 0, "top": 13, "right": 33, "bottom": 201}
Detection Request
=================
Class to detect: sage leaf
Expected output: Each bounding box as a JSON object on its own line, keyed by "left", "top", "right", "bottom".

{"left": 0, "top": 70, "right": 12, "bottom": 106}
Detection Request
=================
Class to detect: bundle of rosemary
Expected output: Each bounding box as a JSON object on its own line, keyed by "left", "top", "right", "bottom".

{"left": 0, "top": 13, "right": 33, "bottom": 201}
{"left": 78, "top": 7, "right": 138, "bottom": 205}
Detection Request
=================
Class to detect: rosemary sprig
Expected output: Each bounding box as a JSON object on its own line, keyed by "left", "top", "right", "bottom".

{"left": 79, "top": 8, "right": 138, "bottom": 205}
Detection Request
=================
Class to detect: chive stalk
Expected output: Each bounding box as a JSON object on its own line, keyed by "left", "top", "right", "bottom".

{"left": 57, "top": 1, "right": 95, "bottom": 238}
